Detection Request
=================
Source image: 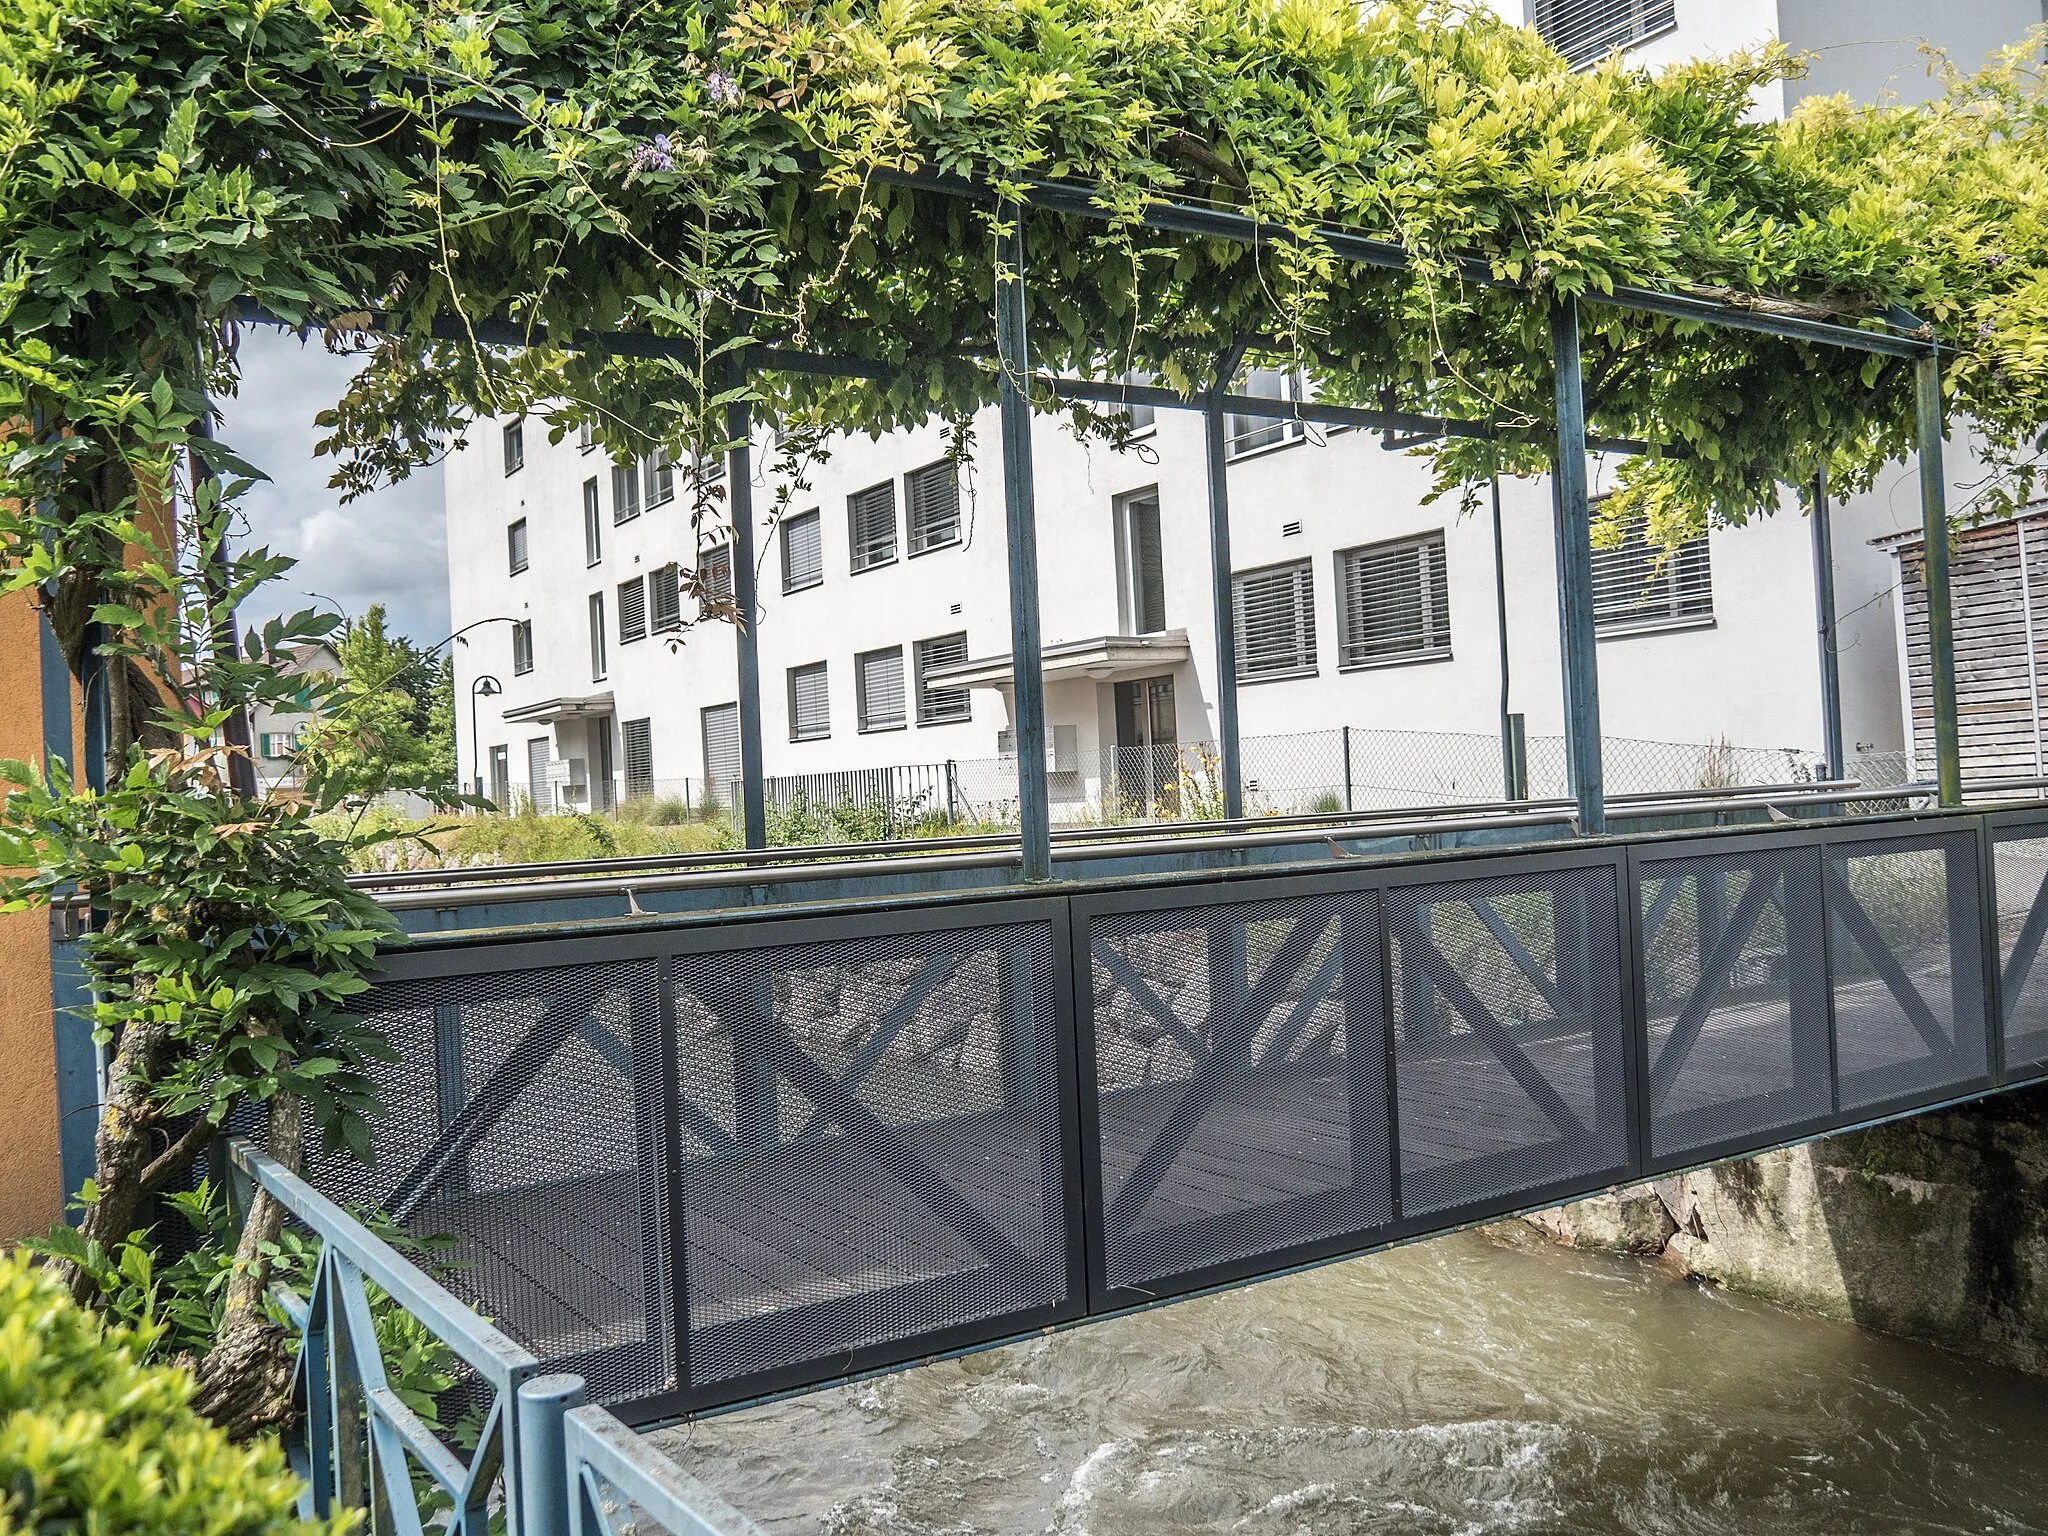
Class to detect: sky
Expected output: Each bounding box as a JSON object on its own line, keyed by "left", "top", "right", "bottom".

{"left": 214, "top": 327, "right": 451, "bottom": 648}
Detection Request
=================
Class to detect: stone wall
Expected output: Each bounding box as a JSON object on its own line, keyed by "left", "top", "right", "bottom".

{"left": 1503, "top": 1087, "right": 2048, "bottom": 1375}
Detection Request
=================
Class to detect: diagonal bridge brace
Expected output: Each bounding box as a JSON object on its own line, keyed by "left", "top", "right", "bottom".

{"left": 1999, "top": 862, "right": 2048, "bottom": 1022}
{"left": 1648, "top": 867, "right": 1782, "bottom": 1113}
{"left": 1824, "top": 865, "right": 1955, "bottom": 1061}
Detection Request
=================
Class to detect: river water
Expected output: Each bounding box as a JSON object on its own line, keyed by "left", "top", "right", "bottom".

{"left": 650, "top": 1229, "right": 2048, "bottom": 1534}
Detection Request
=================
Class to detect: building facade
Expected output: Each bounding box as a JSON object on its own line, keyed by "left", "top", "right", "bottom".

{"left": 445, "top": 0, "right": 2038, "bottom": 819}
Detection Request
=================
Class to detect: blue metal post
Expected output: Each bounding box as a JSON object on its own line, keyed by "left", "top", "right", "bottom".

{"left": 1810, "top": 467, "right": 1845, "bottom": 781}
{"left": 727, "top": 362, "right": 769, "bottom": 848}
{"left": 1549, "top": 297, "right": 1606, "bottom": 834}
{"left": 516, "top": 1373, "right": 586, "bottom": 1536}
{"left": 1915, "top": 347, "right": 1963, "bottom": 806}
{"left": 1203, "top": 394, "right": 1244, "bottom": 820}
{"left": 995, "top": 212, "right": 1052, "bottom": 880}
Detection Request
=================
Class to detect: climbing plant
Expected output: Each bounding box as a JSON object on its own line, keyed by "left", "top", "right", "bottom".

{"left": 6, "top": 0, "right": 2048, "bottom": 1436}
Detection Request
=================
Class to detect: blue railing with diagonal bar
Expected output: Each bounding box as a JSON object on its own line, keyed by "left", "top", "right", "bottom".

{"left": 228, "top": 1138, "right": 755, "bottom": 1536}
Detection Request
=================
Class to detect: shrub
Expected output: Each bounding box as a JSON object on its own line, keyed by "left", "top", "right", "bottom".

{"left": 0, "top": 1249, "right": 340, "bottom": 1535}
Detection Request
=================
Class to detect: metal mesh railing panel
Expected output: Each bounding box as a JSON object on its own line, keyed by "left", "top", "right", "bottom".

{"left": 1386, "top": 866, "right": 1629, "bottom": 1217}
{"left": 1994, "top": 834, "right": 2048, "bottom": 1073}
{"left": 1827, "top": 838, "right": 1987, "bottom": 1110}
{"left": 1087, "top": 891, "right": 1389, "bottom": 1294}
{"left": 1639, "top": 850, "right": 1831, "bottom": 1159}
{"left": 670, "top": 921, "right": 1068, "bottom": 1388}
{"left": 319, "top": 960, "right": 672, "bottom": 1403}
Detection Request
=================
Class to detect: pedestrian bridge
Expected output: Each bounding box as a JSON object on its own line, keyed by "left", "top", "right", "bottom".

{"left": 321, "top": 800, "right": 2048, "bottom": 1427}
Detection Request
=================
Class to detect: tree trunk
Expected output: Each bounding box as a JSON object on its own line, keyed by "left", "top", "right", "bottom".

{"left": 63, "top": 1012, "right": 174, "bottom": 1302}
{"left": 189, "top": 1084, "right": 304, "bottom": 1439}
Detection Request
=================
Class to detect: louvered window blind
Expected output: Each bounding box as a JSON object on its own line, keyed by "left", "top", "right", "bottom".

{"left": 507, "top": 518, "right": 528, "bottom": 575}
{"left": 699, "top": 543, "right": 733, "bottom": 608}
{"left": 848, "top": 482, "right": 898, "bottom": 571}
{"left": 906, "top": 460, "right": 962, "bottom": 552}
{"left": 622, "top": 717, "right": 654, "bottom": 799}
{"left": 916, "top": 632, "right": 972, "bottom": 724}
{"left": 612, "top": 461, "right": 641, "bottom": 522}
{"left": 701, "top": 703, "right": 741, "bottom": 803}
{"left": 649, "top": 564, "right": 682, "bottom": 632}
{"left": 1532, "top": 0, "right": 1675, "bottom": 67}
{"left": 857, "top": 646, "right": 907, "bottom": 732}
{"left": 1337, "top": 532, "right": 1451, "bottom": 667}
{"left": 782, "top": 509, "right": 824, "bottom": 591}
{"left": 526, "top": 737, "right": 551, "bottom": 810}
{"left": 616, "top": 575, "right": 647, "bottom": 644}
{"left": 1591, "top": 522, "right": 1713, "bottom": 630}
{"left": 1233, "top": 559, "right": 1317, "bottom": 680}
{"left": 789, "top": 661, "right": 831, "bottom": 740}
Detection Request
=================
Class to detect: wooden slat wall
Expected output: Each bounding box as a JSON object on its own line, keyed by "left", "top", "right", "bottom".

{"left": 1897, "top": 515, "right": 2048, "bottom": 780}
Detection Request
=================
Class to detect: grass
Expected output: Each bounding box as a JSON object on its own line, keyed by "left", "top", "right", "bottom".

{"left": 319, "top": 805, "right": 735, "bottom": 872}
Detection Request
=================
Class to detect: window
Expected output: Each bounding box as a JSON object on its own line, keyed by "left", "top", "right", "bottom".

{"left": 488, "top": 744, "right": 509, "bottom": 807}
{"left": 613, "top": 460, "right": 641, "bottom": 523}
{"left": 1114, "top": 492, "right": 1166, "bottom": 635}
{"left": 782, "top": 509, "right": 824, "bottom": 591}
{"left": 507, "top": 518, "right": 529, "bottom": 575}
{"left": 578, "top": 420, "right": 595, "bottom": 453}
{"left": 699, "top": 543, "right": 733, "bottom": 610}
{"left": 650, "top": 563, "right": 683, "bottom": 632}
{"left": 697, "top": 450, "right": 726, "bottom": 484}
{"left": 915, "top": 632, "right": 972, "bottom": 725}
{"left": 1532, "top": 0, "right": 1676, "bottom": 68}
{"left": 788, "top": 661, "right": 830, "bottom": 741}
{"left": 511, "top": 619, "right": 534, "bottom": 676}
{"left": 856, "top": 646, "right": 907, "bottom": 733}
{"left": 701, "top": 703, "right": 741, "bottom": 805}
{"left": 644, "top": 448, "right": 674, "bottom": 508}
{"left": 588, "top": 591, "right": 607, "bottom": 681}
{"left": 622, "top": 717, "right": 654, "bottom": 800}
{"left": 906, "top": 460, "right": 961, "bottom": 553}
{"left": 1118, "top": 370, "right": 1156, "bottom": 433}
{"left": 502, "top": 419, "right": 524, "bottom": 475}
{"left": 1233, "top": 559, "right": 1317, "bottom": 681}
{"left": 1226, "top": 368, "right": 1308, "bottom": 457}
{"left": 1591, "top": 521, "right": 1713, "bottom": 631}
{"left": 1337, "top": 531, "right": 1452, "bottom": 668}
{"left": 527, "top": 737, "right": 552, "bottom": 811}
{"left": 582, "top": 479, "right": 602, "bottom": 566}
{"left": 848, "top": 482, "right": 897, "bottom": 572}
{"left": 617, "top": 575, "right": 647, "bottom": 644}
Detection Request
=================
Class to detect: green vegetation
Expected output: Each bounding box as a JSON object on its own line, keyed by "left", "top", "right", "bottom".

{"left": 0, "top": 1248, "right": 343, "bottom": 1535}
{"left": 295, "top": 605, "right": 459, "bottom": 802}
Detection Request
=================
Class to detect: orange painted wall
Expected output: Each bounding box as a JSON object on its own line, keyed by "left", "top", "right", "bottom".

{"left": 0, "top": 587, "right": 62, "bottom": 1240}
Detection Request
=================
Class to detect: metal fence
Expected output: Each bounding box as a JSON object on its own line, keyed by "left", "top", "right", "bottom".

{"left": 316, "top": 803, "right": 2048, "bottom": 1428}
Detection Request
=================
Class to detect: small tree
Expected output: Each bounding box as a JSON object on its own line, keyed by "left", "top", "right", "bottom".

{"left": 295, "top": 605, "right": 459, "bottom": 803}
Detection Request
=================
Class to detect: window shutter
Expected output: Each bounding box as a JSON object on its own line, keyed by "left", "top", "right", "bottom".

{"left": 847, "top": 483, "right": 897, "bottom": 571}
{"left": 857, "top": 646, "right": 906, "bottom": 731}
{"left": 1337, "top": 532, "right": 1451, "bottom": 666}
{"left": 782, "top": 509, "right": 823, "bottom": 591}
{"left": 915, "top": 632, "right": 972, "bottom": 724}
{"left": 622, "top": 717, "right": 654, "bottom": 799}
{"left": 1531, "top": 0, "right": 1676, "bottom": 67}
{"left": 617, "top": 576, "right": 647, "bottom": 643}
{"left": 789, "top": 662, "right": 830, "bottom": 740}
{"left": 1233, "top": 560, "right": 1317, "bottom": 680}
{"left": 906, "top": 461, "right": 961, "bottom": 552}
{"left": 649, "top": 564, "right": 682, "bottom": 631}
{"left": 701, "top": 703, "right": 741, "bottom": 804}
{"left": 613, "top": 461, "right": 641, "bottom": 522}
{"left": 1590, "top": 521, "right": 1713, "bottom": 630}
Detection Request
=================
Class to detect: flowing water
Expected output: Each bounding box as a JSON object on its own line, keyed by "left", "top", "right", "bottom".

{"left": 649, "top": 1231, "right": 2048, "bottom": 1534}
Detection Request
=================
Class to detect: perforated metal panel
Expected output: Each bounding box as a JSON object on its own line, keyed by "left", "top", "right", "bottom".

{"left": 1638, "top": 849, "right": 1830, "bottom": 1159}
{"left": 1386, "top": 866, "right": 1629, "bottom": 1216}
{"left": 1827, "top": 836, "right": 1986, "bottom": 1110}
{"left": 1087, "top": 890, "right": 1388, "bottom": 1296}
{"left": 669, "top": 919, "right": 1068, "bottom": 1389}
{"left": 1994, "top": 832, "right": 2048, "bottom": 1073}
{"left": 318, "top": 960, "right": 671, "bottom": 1403}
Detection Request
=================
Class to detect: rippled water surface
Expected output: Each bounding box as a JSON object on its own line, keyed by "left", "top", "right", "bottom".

{"left": 649, "top": 1232, "right": 2048, "bottom": 1534}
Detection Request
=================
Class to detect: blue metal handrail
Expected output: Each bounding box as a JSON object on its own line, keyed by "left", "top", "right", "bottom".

{"left": 228, "top": 1138, "right": 752, "bottom": 1536}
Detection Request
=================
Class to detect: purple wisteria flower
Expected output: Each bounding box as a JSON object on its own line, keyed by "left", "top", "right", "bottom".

{"left": 705, "top": 66, "right": 739, "bottom": 108}
{"left": 630, "top": 133, "right": 675, "bottom": 173}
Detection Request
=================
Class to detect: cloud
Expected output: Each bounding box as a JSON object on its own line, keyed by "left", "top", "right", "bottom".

{"left": 214, "top": 328, "right": 450, "bottom": 644}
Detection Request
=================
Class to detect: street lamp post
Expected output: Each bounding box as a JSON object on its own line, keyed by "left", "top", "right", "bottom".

{"left": 470, "top": 675, "right": 503, "bottom": 802}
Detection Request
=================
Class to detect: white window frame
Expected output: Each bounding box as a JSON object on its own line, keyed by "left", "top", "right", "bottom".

{"left": 847, "top": 482, "right": 898, "bottom": 573}
{"left": 511, "top": 619, "right": 534, "bottom": 676}
{"left": 905, "top": 460, "right": 962, "bottom": 555}
{"left": 582, "top": 479, "right": 602, "bottom": 566}
{"left": 502, "top": 419, "right": 524, "bottom": 475}
{"left": 613, "top": 460, "right": 642, "bottom": 524}
{"left": 508, "top": 518, "right": 529, "bottom": 575}
{"left": 782, "top": 508, "right": 824, "bottom": 593}
{"left": 588, "top": 592, "right": 607, "bottom": 682}
{"left": 616, "top": 575, "right": 647, "bottom": 645}
{"left": 1225, "top": 368, "right": 1308, "bottom": 459}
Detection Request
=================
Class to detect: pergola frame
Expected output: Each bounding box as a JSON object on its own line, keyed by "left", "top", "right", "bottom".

{"left": 294, "top": 162, "right": 1957, "bottom": 878}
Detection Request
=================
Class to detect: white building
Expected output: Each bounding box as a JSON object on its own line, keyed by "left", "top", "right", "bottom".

{"left": 445, "top": 0, "right": 2037, "bottom": 820}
